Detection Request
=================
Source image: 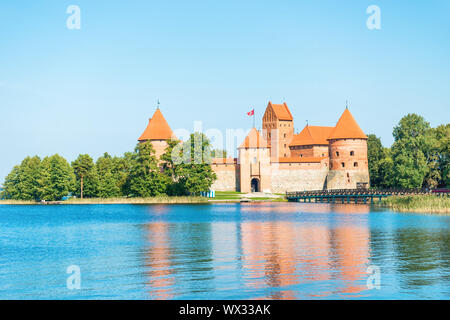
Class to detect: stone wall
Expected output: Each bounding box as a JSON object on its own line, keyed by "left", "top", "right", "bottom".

{"left": 326, "top": 170, "right": 370, "bottom": 190}
{"left": 270, "top": 166, "right": 328, "bottom": 193}
{"left": 211, "top": 164, "right": 239, "bottom": 191}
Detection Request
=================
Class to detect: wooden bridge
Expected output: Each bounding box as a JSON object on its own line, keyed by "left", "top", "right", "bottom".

{"left": 285, "top": 188, "right": 443, "bottom": 204}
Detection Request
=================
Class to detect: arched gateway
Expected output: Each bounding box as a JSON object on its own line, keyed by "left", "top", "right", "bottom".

{"left": 251, "top": 178, "right": 260, "bottom": 193}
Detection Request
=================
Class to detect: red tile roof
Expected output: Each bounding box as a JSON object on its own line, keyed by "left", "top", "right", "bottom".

{"left": 328, "top": 108, "right": 367, "bottom": 140}
{"left": 239, "top": 128, "right": 267, "bottom": 148}
{"left": 276, "top": 156, "right": 327, "bottom": 163}
{"left": 138, "top": 109, "right": 175, "bottom": 141}
{"left": 268, "top": 101, "right": 293, "bottom": 121}
{"left": 290, "top": 125, "right": 334, "bottom": 146}
{"left": 212, "top": 158, "right": 237, "bottom": 164}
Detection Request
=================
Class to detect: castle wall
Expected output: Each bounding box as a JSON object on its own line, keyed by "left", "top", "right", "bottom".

{"left": 313, "top": 145, "right": 329, "bottom": 157}
{"left": 211, "top": 163, "right": 239, "bottom": 191}
{"left": 290, "top": 145, "right": 314, "bottom": 158}
{"left": 270, "top": 164, "right": 328, "bottom": 193}
{"left": 326, "top": 170, "right": 370, "bottom": 190}
{"left": 290, "top": 145, "right": 329, "bottom": 158}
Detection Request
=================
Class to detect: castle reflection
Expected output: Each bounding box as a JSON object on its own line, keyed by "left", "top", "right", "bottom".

{"left": 144, "top": 222, "right": 176, "bottom": 299}
{"left": 143, "top": 203, "right": 372, "bottom": 299}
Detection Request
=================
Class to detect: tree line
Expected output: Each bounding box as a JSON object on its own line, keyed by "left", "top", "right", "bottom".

{"left": 1, "top": 133, "right": 217, "bottom": 201}
{"left": 368, "top": 114, "right": 449, "bottom": 189}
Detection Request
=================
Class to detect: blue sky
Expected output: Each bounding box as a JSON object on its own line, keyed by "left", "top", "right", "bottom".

{"left": 0, "top": 0, "right": 449, "bottom": 181}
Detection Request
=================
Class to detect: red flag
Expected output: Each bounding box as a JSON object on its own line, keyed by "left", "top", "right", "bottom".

{"left": 247, "top": 109, "right": 254, "bottom": 116}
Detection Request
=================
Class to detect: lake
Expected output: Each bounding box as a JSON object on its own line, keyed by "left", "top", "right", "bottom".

{"left": 0, "top": 202, "right": 449, "bottom": 299}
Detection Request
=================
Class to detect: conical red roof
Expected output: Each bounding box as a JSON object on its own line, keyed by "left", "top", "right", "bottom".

{"left": 138, "top": 109, "right": 174, "bottom": 141}
{"left": 328, "top": 108, "right": 367, "bottom": 140}
{"left": 239, "top": 128, "right": 267, "bottom": 148}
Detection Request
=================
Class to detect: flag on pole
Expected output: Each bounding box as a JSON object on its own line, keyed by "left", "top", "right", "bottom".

{"left": 247, "top": 109, "right": 254, "bottom": 116}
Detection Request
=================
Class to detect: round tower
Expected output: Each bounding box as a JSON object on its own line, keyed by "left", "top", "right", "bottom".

{"left": 327, "top": 108, "right": 369, "bottom": 190}
{"left": 138, "top": 107, "right": 176, "bottom": 161}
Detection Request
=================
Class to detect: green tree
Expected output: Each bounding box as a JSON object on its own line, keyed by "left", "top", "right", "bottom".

{"left": 378, "top": 153, "right": 395, "bottom": 188}
{"left": 211, "top": 149, "right": 227, "bottom": 158}
{"left": 432, "top": 124, "right": 450, "bottom": 187}
{"left": 71, "top": 154, "right": 96, "bottom": 199}
{"left": 1, "top": 166, "right": 20, "bottom": 199}
{"left": 160, "top": 139, "right": 180, "bottom": 178}
{"left": 1, "top": 156, "right": 41, "bottom": 200}
{"left": 119, "top": 152, "right": 135, "bottom": 196}
{"left": 171, "top": 132, "right": 217, "bottom": 195}
{"left": 126, "top": 142, "right": 169, "bottom": 197}
{"left": 96, "top": 153, "right": 121, "bottom": 198}
{"left": 367, "top": 134, "right": 385, "bottom": 188}
{"left": 391, "top": 114, "right": 430, "bottom": 188}
{"left": 38, "top": 154, "right": 75, "bottom": 201}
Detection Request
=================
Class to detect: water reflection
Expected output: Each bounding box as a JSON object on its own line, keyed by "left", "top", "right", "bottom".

{"left": 0, "top": 203, "right": 448, "bottom": 299}
{"left": 143, "top": 203, "right": 378, "bottom": 299}
{"left": 145, "top": 223, "right": 175, "bottom": 299}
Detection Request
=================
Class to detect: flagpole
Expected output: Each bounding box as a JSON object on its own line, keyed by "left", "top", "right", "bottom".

{"left": 253, "top": 110, "right": 255, "bottom": 128}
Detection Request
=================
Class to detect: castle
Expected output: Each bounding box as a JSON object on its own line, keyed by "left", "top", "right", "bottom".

{"left": 138, "top": 102, "right": 370, "bottom": 193}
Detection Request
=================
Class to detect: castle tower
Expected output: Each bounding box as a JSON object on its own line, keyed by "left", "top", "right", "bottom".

{"left": 326, "top": 108, "right": 369, "bottom": 189}
{"left": 238, "top": 128, "right": 271, "bottom": 193}
{"left": 138, "top": 108, "right": 176, "bottom": 161}
{"left": 262, "top": 102, "right": 294, "bottom": 160}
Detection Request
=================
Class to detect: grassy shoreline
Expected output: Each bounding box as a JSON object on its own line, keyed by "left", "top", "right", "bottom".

{"left": 380, "top": 195, "right": 450, "bottom": 214}
{"left": 0, "top": 196, "right": 208, "bottom": 205}
{"left": 0, "top": 191, "right": 287, "bottom": 205}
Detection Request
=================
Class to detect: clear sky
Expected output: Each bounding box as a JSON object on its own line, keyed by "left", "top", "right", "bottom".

{"left": 1, "top": 0, "right": 449, "bottom": 181}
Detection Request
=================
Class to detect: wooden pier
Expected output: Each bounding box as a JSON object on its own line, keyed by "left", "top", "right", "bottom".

{"left": 286, "top": 188, "right": 434, "bottom": 204}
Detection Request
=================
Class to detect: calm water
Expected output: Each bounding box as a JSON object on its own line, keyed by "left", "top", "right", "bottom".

{"left": 0, "top": 203, "right": 449, "bottom": 300}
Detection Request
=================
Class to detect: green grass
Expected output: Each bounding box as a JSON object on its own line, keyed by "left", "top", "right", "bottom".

{"left": 0, "top": 197, "right": 208, "bottom": 205}
{"left": 381, "top": 195, "right": 450, "bottom": 214}
{"left": 63, "top": 196, "right": 208, "bottom": 204}
{"left": 0, "top": 200, "right": 37, "bottom": 205}
{"left": 212, "top": 191, "right": 244, "bottom": 200}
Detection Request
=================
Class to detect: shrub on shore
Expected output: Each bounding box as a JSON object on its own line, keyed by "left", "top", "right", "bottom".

{"left": 381, "top": 195, "right": 450, "bottom": 214}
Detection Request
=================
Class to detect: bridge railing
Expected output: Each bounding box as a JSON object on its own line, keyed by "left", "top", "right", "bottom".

{"left": 286, "top": 188, "right": 432, "bottom": 198}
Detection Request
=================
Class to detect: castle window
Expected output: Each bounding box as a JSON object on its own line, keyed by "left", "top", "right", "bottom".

{"left": 350, "top": 151, "right": 354, "bottom": 156}
{"left": 347, "top": 173, "right": 350, "bottom": 178}
{"left": 284, "top": 133, "right": 286, "bottom": 138}
{"left": 341, "top": 162, "right": 345, "bottom": 168}
{"left": 336, "top": 151, "right": 340, "bottom": 156}
{"left": 354, "top": 162, "right": 358, "bottom": 167}
{"left": 284, "top": 153, "right": 287, "bottom": 157}
{"left": 284, "top": 144, "right": 286, "bottom": 148}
